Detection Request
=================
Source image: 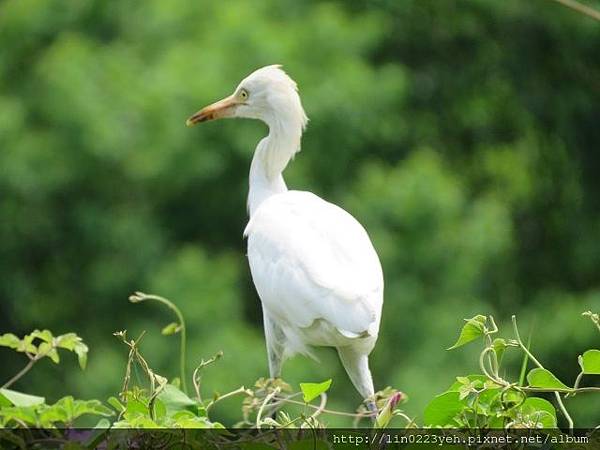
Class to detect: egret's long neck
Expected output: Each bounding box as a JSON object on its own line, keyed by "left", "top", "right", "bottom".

{"left": 248, "top": 120, "right": 301, "bottom": 217}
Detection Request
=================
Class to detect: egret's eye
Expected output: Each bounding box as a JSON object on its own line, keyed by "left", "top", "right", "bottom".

{"left": 239, "top": 89, "right": 249, "bottom": 101}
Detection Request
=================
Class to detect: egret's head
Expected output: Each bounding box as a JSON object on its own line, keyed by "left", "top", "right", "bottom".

{"left": 186, "top": 65, "right": 308, "bottom": 131}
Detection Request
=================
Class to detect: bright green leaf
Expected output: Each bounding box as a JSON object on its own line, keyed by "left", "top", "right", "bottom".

{"left": 502, "top": 388, "right": 526, "bottom": 408}
{"left": 55, "top": 333, "right": 80, "bottom": 351}
{"left": 107, "top": 396, "right": 125, "bottom": 413}
{"left": 72, "top": 399, "right": 113, "bottom": 419}
{"left": 423, "top": 391, "right": 464, "bottom": 427}
{"left": 30, "top": 329, "right": 53, "bottom": 343}
{"left": 161, "top": 322, "right": 181, "bottom": 336}
{"left": 16, "top": 335, "right": 37, "bottom": 354}
{"left": 0, "top": 405, "right": 39, "bottom": 426}
{"left": 153, "top": 398, "right": 167, "bottom": 423}
{"left": 455, "top": 376, "right": 471, "bottom": 386}
{"left": 53, "top": 333, "right": 88, "bottom": 369}
{"left": 526, "top": 368, "right": 570, "bottom": 390}
{"left": 172, "top": 415, "right": 212, "bottom": 428}
{"left": 299, "top": 379, "right": 332, "bottom": 403}
{"left": 530, "top": 410, "right": 556, "bottom": 428}
{"left": 0, "top": 392, "right": 12, "bottom": 408}
{"left": 196, "top": 404, "right": 208, "bottom": 417}
{"left": 458, "top": 384, "right": 475, "bottom": 401}
{"left": 578, "top": 349, "right": 600, "bottom": 375}
{"left": 476, "top": 387, "right": 502, "bottom": 414}
{"left": 172, "top": 410, "right": 196, "bottom": 420}
{"left": 448, "top": 375, "right": 487, "bottom": 392}
{"left": 484, "top": 380, "right": 502, "bottom": 390}
{"left": 38, "top": 342, "right": 60, "bottom": 363}
{"left": 0, "top": 388, "right": 45, "bottom": 407}
{"left": 123, "top": 398, "right": 149, "bottom": 420}
{"left": 447, "top": 315, "right": 487, "bottom": 350}
{"left": 0, "top": 333, "right": 22, "bottom": 350}
{"left": 39, "top": 403, "right": 69, "bottom": 425}
{"left": 520, "top": 397, "right": 557, "bottom": 428}
{"left": 74, "top": 342, "right": 88, "bottom": 370}
{"left": 519, "top": 397, "right": 557, "bottom": 428}
{"left": 488, "top": 416, "right": 505, "bottom": 428}
{"left": 157, "top": 384, "right": 197, "bottom": 416}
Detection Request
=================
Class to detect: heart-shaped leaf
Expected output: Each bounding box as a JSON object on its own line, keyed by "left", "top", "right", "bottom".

{"left": 299, "top": 379, "right": 332, "bottom": 403}
{"left": 423, "top": 391, "right": 464, "bottom": 426}
{"left": 578, "top": 349, "right": 600, "bottom": 375}
{"left": 520, "top": 397, "right": 557, "bottom": 428}
{"left": 527, "top": 368, "right": 570, "bottom": 390}
{"left": 0, "top": 388, "right": 45, "bottom": 407}
{"left": 447, "top": 315, "right": 487, "bottom": 350}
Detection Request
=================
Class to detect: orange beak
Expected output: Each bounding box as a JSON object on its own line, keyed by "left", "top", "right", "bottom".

{"left": 186, "top": 95, "right": 239, "bottom": 126}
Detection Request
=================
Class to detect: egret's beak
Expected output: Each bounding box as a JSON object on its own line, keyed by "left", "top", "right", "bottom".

{"left": 186, "top": 95, "right": 239, "bottom": 126}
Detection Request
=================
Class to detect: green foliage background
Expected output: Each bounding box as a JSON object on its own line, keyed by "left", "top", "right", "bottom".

{"left": 1, "top": 0, "right": 599, "bottom": 426}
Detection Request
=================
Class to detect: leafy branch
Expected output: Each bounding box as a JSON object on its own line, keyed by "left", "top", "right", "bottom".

{"left": 1, "top": 292, "right": 597, "bottom": 437}
{"left": 436, "top": 311, "right": 600, "bottom": 430}
{"left": 0, "top": 330, "right": 88, "bottom": 390}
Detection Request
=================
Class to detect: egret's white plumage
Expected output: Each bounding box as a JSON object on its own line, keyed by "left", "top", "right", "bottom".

{"left": 187, "top": 65, "right": 384, "bottom": 402}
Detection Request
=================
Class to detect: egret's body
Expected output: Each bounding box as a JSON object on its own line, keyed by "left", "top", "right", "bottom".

{"left": 187, "top": 66, "right": 384, "bottom": 402}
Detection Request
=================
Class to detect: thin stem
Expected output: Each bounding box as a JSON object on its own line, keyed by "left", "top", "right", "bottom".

{"left": 511, "top": 316, "right": 544, "bottom": 368}
{"left": 521, "top": 386, "right": 599, "bottom": 393}
{"left": 1, "top": 359, "right": 36, "bottom": 389}
{"left": 272, "top": 396, "right": 371, "bottom": 419}
{"left": 484, "top": 335, "right": 499, "bottom": 378}
{"left": 130, "top": 292, "right": 188, "bottom": 393}
{"left": 308, "top": 393, "right": 327, "bottom": 421}
{"left": 555, "top": 394, "right": 574, "bottom": 431}
{"left": 256, "top": 387, "right": 280, "bottom": 428}
{"left": 206, "top": 386, "right": 251, "bottom": 411}
{"left": 393, "top": 410, "right": 417, "bottom": 428}
{"left": 479, "top": 347, "right": 507, "bottom": 385}
{"left": 570, "top": 371, "right": 584, "bottom": 397}
{"left": 517, "top": 334, "right": 531, "bottom": 387}
{"left": 193, "top": 351, "right": 223, "bottom": 403}
{"left": 549, "top": 0, "right": 600, "bottom": 21}
{"left": 485, "top": 316, "right": 500, "bottom": 376}
{"left": 1, "top": 343, "right": 56, "bottom": 389}
{"left": 511, "top": 315, "right": 574, "bottom": 431}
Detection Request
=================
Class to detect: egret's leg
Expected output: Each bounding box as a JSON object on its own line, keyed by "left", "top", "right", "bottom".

{"left": 262, "top": 310, "right": 284, "bottom": 378}
{"left": 337, "top": 345, "right": 377, "bottom": 417}
{"left": 262, "top": 310, "right": 286, "bottom": 420}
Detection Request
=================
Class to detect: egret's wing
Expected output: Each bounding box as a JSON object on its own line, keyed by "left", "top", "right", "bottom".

{"left": 245, "top": 191, "right": 383, "bottom": 337}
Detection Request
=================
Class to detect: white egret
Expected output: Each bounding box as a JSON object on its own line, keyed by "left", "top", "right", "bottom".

{"left": 187, "top": 65, "right": 384, "bottom": 407}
